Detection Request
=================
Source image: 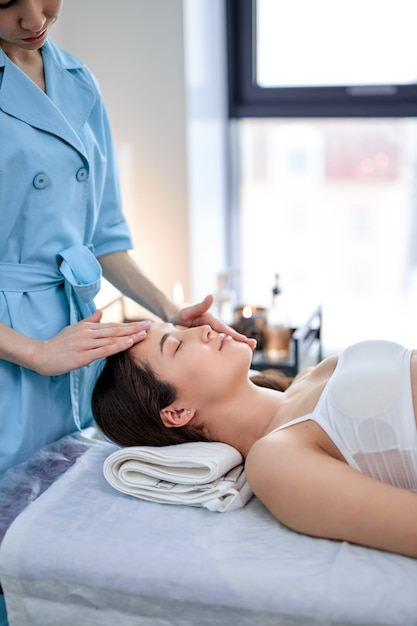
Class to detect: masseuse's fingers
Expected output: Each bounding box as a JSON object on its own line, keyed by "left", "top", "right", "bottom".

{"left": 171, "top": 295, "right": 257, "bottom": 350}
{"left": 33, "top": 313, "right": 152, "bottom": 376}
{"left": 83, "top": 311, "right": 151, "bottom": 340}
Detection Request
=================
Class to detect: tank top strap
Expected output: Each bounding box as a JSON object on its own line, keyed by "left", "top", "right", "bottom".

{"left": 268, "top": 414, "right": 312, "bottom": 436}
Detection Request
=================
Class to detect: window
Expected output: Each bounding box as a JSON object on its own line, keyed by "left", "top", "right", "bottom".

{"left": 227, "top": 0, "right": 417, "bottom": 117}
{"left": 226, "top": 1, "right": 417, "bottom": 351}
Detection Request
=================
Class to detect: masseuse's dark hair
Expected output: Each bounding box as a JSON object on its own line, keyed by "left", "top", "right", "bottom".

{"left": 92, "top": 350, "right": 209, "bottom": 447}
{"left": 92, "top": 351, "right": 293, "bottom": 448}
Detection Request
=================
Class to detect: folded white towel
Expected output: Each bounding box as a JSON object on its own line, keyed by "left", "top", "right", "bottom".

{"left": 103, "top": 441, "right": 253, "bottom": 513}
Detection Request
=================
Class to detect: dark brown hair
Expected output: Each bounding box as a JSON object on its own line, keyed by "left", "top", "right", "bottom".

{"left": 250, "top": 369, "right": 293, "bottom": 392}
{"left": 92, "top": 352, "right": 293, "bottom": 447}
{"left": 91, "top": 350, "right": 209, "bottom": 447}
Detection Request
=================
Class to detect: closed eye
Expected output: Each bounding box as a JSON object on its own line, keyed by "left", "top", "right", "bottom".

{"left": 175, "top": 340, "right": 183, "bottom": 354}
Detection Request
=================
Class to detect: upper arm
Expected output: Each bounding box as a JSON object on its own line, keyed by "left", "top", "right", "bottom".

{"left": 246, "top": 435, "right": 417, "bottom": 558}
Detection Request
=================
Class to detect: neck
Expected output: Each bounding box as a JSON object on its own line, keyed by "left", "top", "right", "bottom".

{"left": 203, "top": 382, "right": 285, "bottom": 458}
{"left": 2, "top": 44, "right": 45, "bottom": 92}
{"left": 2, "top": 42, "right": 41, "bottom": 64}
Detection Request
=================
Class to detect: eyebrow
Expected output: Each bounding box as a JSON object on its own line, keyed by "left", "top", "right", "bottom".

{"left": 160, "top": 332, "right": 170, "bottom": 354}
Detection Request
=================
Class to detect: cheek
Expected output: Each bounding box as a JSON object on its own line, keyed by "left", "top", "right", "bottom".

{"left": 50, "top": 0, "right": 63, "bottom": 11}
{"left": 163, "top": 342, "right": 252, "bottom": 394}
{"left": 192, "top": 344, "right": 251, "bottom": 389}
{"left": 0, "top": 19, "right": 12, "bottom": 36}
{"left": 47, "top": 1, "right": 62, "bottom": 19}
{"left": 163, "top": 351, "right": 213, "bottom": 393}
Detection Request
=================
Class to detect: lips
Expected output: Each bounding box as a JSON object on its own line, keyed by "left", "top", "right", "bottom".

{"left": 22, "top": 29, "right": 47, "bottom": 43}
{"left": 219, "top": 334, "right": 231, "bottom": 350}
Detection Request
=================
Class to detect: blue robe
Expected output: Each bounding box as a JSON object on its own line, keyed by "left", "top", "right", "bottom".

{"left": 0, "top": 39, "right": 133, "bottom": 475}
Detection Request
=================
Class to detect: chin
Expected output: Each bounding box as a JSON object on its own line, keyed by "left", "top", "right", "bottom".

{"left": 239, "top": 342, "right": 254, "bottom": 370}
{"left": 225, "top": 337, "right": 253, "bottom": 370}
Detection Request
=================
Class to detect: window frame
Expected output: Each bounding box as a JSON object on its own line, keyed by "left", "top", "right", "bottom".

{"left": 226, "top": 0, "right": 417, "bottom": 118}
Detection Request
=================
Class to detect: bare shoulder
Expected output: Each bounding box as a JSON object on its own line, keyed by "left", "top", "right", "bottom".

{"left": 246, "top": 430, "right": 295, "bottom": 477}
{"left": 245, "top": 428, "right": 315, "bottom": 493}
{"left": 245, "top": 429, "right": 314, "bottom": 514}
{"left": 246, "top": 431, "right": 417, "bottom": 558}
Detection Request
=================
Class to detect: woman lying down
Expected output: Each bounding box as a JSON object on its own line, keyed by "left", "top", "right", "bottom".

{"left": 92, "top": 322, "right": 417, "bottom": 559}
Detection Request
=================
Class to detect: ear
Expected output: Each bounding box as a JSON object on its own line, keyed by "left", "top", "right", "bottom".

{"left": 160, "top": 406, "right": 196, "bottom": 428}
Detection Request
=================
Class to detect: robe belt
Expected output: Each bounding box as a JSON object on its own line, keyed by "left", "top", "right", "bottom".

{"left": 0, "top": 245, "right": 102, "bottom": 320}
{"left": 0, "top": 263, "right": 63, "bottom": 291}
{"left": 0, "top": 245, "right": 102, "bottom": 430}
{"left": 57, "top": 245, "right": 102, "bottom": 323}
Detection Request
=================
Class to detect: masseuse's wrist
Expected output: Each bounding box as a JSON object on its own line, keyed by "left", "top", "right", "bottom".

{"left": 162, "top": 300, "right": 180, "bottom": 323}
{"left": 166, "top": 308, "right": 180, "bottom": 324}
{"left": 1, "top": 333, "right": 41, "bottom": 372}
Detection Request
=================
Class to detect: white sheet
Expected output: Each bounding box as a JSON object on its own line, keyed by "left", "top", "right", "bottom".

{"left": 103, "top": 441, "right": 253, "bottom": 511}
{"left": 1, "top": 440, "right": 417, "bottom": 626}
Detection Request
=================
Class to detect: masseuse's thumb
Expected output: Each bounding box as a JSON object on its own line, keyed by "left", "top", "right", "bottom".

{"left": 194, "top": 294, "right": 214, "bottom": 313}
{"left": 83, "top": 310, "right": 104, "bottom": 323}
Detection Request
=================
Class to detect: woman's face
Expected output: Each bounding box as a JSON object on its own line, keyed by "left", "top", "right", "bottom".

{"left": 0, "top": 0, "right": 62, "bottom": 53}
{"left": 130, "top": 322, "right": 253, "bottom": 406}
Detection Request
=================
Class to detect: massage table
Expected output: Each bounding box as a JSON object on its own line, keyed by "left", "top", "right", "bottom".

{"left": 1, "top": 433, "right": 417, "bottom": 626}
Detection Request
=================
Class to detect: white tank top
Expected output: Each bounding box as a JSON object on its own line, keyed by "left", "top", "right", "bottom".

{"left": 270, "top": 340, "right": 417, "bottom": 492}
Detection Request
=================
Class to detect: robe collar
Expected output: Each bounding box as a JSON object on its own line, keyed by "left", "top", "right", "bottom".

{"left": 0, "top": 39, "right": 96, "bottom": 162}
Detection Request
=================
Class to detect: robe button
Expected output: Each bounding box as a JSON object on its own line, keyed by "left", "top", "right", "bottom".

{"left": 76, "top": 167, "right": 88, "bottom": 182}
{"left": 33, "top": 173, "right": 49, "bottom": 189}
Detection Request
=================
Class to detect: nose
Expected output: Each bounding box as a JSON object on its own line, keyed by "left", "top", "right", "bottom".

{"left": 198, "top": 325, "right": 212, "bottom": 343}
{"left": 201, "top": 324, "right": 213, "bottom": 343}
{"left": 180, "top": 324, "right": 213, "bottom": 344}
{"left": 20, "top": 0, "right": 46, "bottom": 32}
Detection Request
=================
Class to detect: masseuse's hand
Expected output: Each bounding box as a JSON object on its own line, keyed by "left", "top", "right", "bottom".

{"left": 32, "top": 310, "right": 151, "bottom": 376}
{"left": 169, "top": 295, "right": 257, "bottom": 350}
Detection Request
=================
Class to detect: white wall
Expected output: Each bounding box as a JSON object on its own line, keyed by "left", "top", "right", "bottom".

{"left": 53, "top": 0, "right": 229, "bottom": 317}
{"left": 183, "top": 0, "right": 231, "bottom": 312}
{"left": 53, "top": 0, "right": 190, "bottom": 316}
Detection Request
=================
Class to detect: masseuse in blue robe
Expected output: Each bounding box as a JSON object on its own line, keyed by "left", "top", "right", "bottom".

{"left": 0, "top": 0, "right": 254, "bottom": 562}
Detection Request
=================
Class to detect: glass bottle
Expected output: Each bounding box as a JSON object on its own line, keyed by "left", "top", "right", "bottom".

{"left": 265, "top": 274, "right": 291, "bottom": 359}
